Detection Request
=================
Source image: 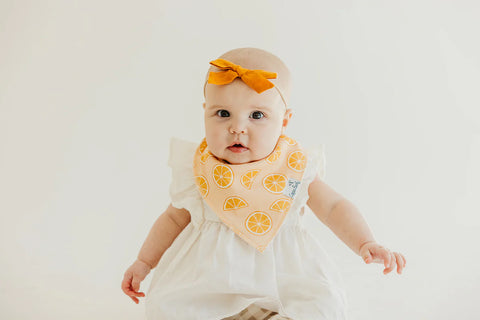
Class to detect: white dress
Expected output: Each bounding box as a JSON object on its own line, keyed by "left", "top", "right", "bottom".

{"left": 145, "top": 137, "right": 348, "bottom": 320}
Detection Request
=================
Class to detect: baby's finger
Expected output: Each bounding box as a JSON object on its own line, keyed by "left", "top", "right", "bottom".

{"left": 383, "top": 252, "right": 396, "bottom": 274}
{"left": 393, "top": 252, "right": 404, "bottom": 274}
{"left": 362, "top": 250, "right": 373, "bottom": 264}
{"left": 125, "top": 290, "right": 145, "bottom": 304}
{"left": 390, "top": 252, "right": 397, "bottom": 267}
{"left": 122, "top": 275, "right": 145, "bottom": 297}
{"left": 377, "top": 248, "right": 391, "bottom": 268}
{"left": 121, "top": 272, "right": 133, "bottom": 294}
{"left": 130, "top": 295, "right": 139, "bottom": 304}
{"left": 127, "top": 289, "right": 145, "bottom": 296}
{"left": 132, "top": 277, "right": 141, "bottom": 292}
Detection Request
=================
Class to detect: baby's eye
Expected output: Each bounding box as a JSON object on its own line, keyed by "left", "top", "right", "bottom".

{"left": 216, "top": 110, "right": 230, "bottom": 117}
{"left": 250, "top": 111, "right": 265, "bottom": 119}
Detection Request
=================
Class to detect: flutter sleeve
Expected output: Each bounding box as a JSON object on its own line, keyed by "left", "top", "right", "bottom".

{"left": 303, "top": 144, "right": 327, "bottom": 184}
{"left": 290, "top": 144, "right": 327, "bottom": 212}
{"left": 167, "top": 137, "right": 204, "bottom": 228}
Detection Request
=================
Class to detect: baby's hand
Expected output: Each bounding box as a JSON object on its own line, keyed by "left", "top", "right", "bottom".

{"left": 359, "top": 241, "right": 406, "bottom": 275}
{"left": 121, "top": 259, "right": 152, "bottom": 304}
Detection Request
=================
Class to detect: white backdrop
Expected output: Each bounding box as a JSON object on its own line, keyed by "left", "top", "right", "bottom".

{"left": 1, "top": 1, "right": 479, "bottom": 319}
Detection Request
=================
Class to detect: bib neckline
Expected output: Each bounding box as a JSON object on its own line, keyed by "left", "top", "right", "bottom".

{"left": 193, "top": 135, "right": 307, "bottom": 252}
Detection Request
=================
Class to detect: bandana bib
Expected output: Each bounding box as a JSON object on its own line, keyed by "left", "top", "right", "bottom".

{"left": 193, "top": 135, "right": 307, "bottom": 253}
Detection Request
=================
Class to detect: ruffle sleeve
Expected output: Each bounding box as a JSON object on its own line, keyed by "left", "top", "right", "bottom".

{"left": 303, "top": 144, "right": 327, "bottom": 184}
{"left": 289, "top": 144, "right": 327, "bottom": 212}
{"left": 167, "top": 137, "right": 204, "bottom": 228}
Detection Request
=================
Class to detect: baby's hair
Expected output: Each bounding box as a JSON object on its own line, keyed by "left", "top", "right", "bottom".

{"left": 204, "top": 47, "right": 292, "bottom": 108}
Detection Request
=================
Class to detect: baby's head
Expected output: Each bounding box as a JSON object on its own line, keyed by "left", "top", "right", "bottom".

{"left": 203, "top": 47, "right": 293, "bottom": 165}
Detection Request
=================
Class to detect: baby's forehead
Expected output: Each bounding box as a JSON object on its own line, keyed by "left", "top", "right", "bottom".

{"left": 206, "top": 80, "right": 284, "bottom": 109}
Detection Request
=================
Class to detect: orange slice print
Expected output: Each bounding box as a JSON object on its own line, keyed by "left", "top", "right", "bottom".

{"left": 280, "top": 135, "right": 297, "bottom": 145}
{"left": 270, "top": 198, "right": 292, "bottom": 213}
{"left": 245, "top": 211, "right": 272, "bottom": 235}
{"left": 263, "top": 173, "right": 287, "bottom": 194}
{"left": 287, "top": 151, "right": 306, "bottom": 172}
{"left": 213, "top": 164, "right": 234, "bottom": 188}
{"left": 200, "top": 151, "right": 211, "bottom": 164}
{"left": 240, "top": 169, "right": 260, "bottom": 190}
{"left": 195, "top": 176, "right": 209, "bottom": 198}
{"left": 223, "top": 196, "right": 248, "bottom": 211}
{"left": 199, "top": 139, "right": 208, "bottom": 153}
{"left": 265, "top": 147, "right": 281, "bottom": 164}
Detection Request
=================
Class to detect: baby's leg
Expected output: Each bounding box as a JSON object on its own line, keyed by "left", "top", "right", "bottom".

{"left": 223, "top": 303, "right": 293, "bottom": 320}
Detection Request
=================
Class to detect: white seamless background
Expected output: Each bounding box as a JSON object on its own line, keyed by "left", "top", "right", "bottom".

{"left": 1, "top": 1, "right": 479, "bottom": 319}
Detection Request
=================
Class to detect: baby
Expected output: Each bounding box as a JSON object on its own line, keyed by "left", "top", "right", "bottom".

{"left": 122, "top": 47, "right": 406, "bottom": 319}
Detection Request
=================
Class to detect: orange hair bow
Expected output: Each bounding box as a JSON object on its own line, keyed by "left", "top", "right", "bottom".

{"left": 207, "top": 58, "right": 277, "bottom": 94}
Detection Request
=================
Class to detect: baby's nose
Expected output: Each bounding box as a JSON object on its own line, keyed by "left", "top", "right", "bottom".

{"left": 229, "top": 120, "right": 247, "bottom": 134}
{"left": 229, "top": 126, "right": 246, "bottom": 134}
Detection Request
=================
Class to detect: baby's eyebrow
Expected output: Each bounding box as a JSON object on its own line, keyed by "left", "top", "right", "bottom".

{"left": 206, "top": 104, "right": 273, "bottom": 112}
{"left": 248, "top": 105, "right": 276, "bottom": 114}
{"left": 251, "top": 105, "right": 272, "bottom": 111}
{"left": 207, "top": 104, "right": 227, "bottom": 110}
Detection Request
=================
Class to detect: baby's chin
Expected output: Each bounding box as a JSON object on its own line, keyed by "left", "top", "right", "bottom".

{"left": 217, "top": 150, "right": 269, "bottom": 165}
{"left": 218, "top": 153, "right": 250, "bottom": 165}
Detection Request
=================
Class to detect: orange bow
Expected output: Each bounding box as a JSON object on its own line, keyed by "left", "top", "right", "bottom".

{"left": 207, "top": 59, "right": 277, "bottom": 93}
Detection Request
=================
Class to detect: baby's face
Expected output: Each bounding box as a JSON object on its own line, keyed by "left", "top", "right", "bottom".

{"left": 204, "top": 79, "right": 292, "bottom": 164}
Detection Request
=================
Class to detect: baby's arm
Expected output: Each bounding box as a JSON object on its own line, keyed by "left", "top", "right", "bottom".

{"left": 122, "top": 204, "right": 191, "bottom": 303}
{"left": 137, "top": 204, "right": 191, "bottom": 269}
{"left": 306, "top": 174, "right": 406, "bottom": 274}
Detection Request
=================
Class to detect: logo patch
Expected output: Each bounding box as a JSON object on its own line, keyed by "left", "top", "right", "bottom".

{"left": 283, "top": 178, "right": 301, "bottom": 199}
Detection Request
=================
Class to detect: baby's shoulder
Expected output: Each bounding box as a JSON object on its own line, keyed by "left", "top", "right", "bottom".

{"left": 303, "top": 144, "right": 326, "bottom": 182}
{"left": 168, "top": 137, "right": 199, "bottom": 169}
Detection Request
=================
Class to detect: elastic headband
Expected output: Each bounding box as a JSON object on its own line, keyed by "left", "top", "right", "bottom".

{"left": 203, "top": 58, "right": 288, "bottom": 109}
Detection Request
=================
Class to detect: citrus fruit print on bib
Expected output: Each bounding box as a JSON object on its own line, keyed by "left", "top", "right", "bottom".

{"left": 193, "top": 135, "right": 307, "bottom": 252}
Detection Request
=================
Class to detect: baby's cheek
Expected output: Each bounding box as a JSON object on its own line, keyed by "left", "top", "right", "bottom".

{"left": 258, "top": 135, "right": 279, "bottom": 157}
{"left": 205, "top": 123, "right": 222, "bottom": 139}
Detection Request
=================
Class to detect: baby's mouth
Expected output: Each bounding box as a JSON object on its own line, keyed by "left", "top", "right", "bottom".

{"left": 227, "top": 143, "right": 248, "bottom": 153}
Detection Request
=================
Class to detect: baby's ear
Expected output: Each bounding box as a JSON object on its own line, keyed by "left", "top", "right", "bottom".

{"left": 282, "top": 108, "right": 293, "bottom": 127}
{"left": 202, "top": 102, "right": 206, "bottom": 109}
